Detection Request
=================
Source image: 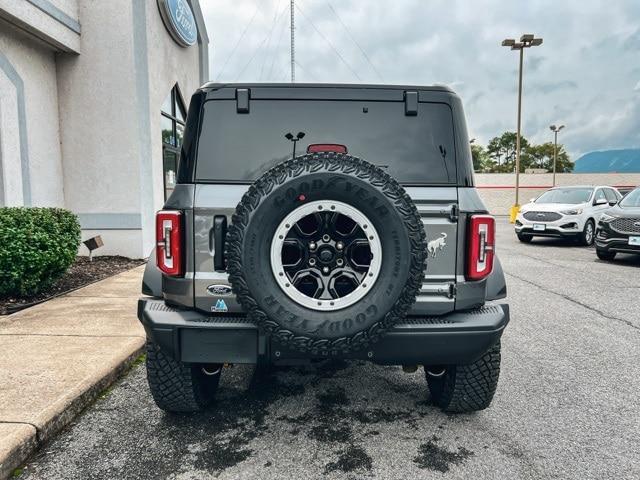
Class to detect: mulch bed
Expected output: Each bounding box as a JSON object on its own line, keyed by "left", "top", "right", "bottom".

{"left": 0, "top": 256, "right": 146, "bottom": 315}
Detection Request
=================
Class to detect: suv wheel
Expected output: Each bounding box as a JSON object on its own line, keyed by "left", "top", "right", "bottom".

{"left": 596, "top": 249, "right": 616, "bottom": 261}
{"left": 146, "top": 341, "right": 221, "bottom": 412}
{"left": 516, "top": 232, "right": 532, "bottom": 243}
{"left": 425, "top": 341, "right": 501, "bottom": 413}
{"left": 580, "top": 219, "right": 595, "bottom": 246}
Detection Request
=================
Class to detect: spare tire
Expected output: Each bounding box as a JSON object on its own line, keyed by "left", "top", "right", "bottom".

{"left": 226, "top": 153, "right": 427, "bottom": 354}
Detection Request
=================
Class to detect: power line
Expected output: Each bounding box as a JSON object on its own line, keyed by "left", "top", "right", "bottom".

{"left": 294, "top": 3, "right": 362, "bottom": 81}
{"left": 215, "top": 5, "right": 261, "bottom": 81}
{"left": 234, "top": 5, "right": 290, "bottom": 82}
{"left": 267, "top": 4, "right": 290, "bottom": 79}
{"left": 324, "top": 1, "right": 384, "bottom": 82}
{"left": 259, "top": 0, "right": 284, "bottom": 80}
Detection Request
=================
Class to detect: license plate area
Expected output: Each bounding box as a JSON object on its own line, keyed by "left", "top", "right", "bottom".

{"left": 629, "top": 236, "right": 640, "bottom": 246}
{"left": 533, "top": 224, "right": 546, "bottom": 231}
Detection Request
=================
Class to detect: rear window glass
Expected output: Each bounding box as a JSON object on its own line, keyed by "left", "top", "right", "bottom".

{"left": 195, "top": 100, "right": 456, "bottom": 184}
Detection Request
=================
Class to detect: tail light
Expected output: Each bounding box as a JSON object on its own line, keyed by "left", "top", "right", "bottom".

{"left": 466, "top": 214, "right": 495, "bottom": 281}
{"left": 156, "top": 210, "right": 184, "bottom": 276}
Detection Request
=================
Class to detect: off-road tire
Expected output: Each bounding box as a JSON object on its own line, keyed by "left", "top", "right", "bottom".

{"left": 580, "top": 219, "right": 595, "bottom": 246}
{"left": 516, "top": 232, "right": 532, "bottom": 243}
{"left": 426, "top": 341, "right": 501, "bottom": 413}
{"left": 226, "top": 153, "right": 427, "bottom": 355}
{"left": 146, "top": 341, "right": 221, "bottom": 413}
{"left": 596, "top": 249, "right": 616, "bottom": 261}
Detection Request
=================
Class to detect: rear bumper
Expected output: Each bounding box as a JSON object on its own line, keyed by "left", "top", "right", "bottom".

{"left": 138, "top": 298, "right": 509, "bottom": 366}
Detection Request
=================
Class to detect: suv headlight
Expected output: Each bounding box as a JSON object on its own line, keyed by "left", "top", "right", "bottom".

{"left": 560, "top": 208, "right": 583, "bottom": 215}
{"left": 599, "top": 213, "right": 616, "bottom": 223}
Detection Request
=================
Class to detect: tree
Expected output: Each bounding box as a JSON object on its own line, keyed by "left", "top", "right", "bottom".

{"left": 476, "top": 132, "right": 573, "bottom": 173}
{"left": 525, "top": 142, "right": 573, "bottom": 173}
{"left": 486, "top": 132, "right": 530, "bottom": 173}
{"left": 471, "top": 144, "right": 488, "bottom": 172}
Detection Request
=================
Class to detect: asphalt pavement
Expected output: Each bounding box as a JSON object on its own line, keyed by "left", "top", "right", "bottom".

{"left": 17, "top": 220, "right": 640, "bottom": 480}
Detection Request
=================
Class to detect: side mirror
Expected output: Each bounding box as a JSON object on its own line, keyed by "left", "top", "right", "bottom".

{"left": 609, "top": 201, "right": 617, "bottom": 206}
{"left": 594, "top": 198, "right": 608, "bottom": 206}
{"left": 529, "top": 198, "right": 536, "bottom": 203}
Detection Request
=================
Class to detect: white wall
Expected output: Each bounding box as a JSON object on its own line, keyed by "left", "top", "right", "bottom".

{"left": 0, "top": 24, "right": 65, "bottom": 207}
{"left": 56, "top": 0, "right": 205, "bottom": 258}
{"left": 0, "top": 0, "right": 80, "bottom": 53}
{"left": 475, "top": 173, "right": 640, "bottom": 215}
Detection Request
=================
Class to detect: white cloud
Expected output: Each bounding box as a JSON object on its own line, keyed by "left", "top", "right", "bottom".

{"left": 200, "top": 0, "right": 640, "bottom": 158}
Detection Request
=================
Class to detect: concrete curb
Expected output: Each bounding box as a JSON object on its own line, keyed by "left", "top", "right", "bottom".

{"left": 0, "top": 342, "right": 144, "bottom": 479}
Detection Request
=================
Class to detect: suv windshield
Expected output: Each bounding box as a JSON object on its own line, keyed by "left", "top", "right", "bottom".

{"left": 535, "top": 188, "right": 592, "bottom": 204}
{"left": 620, "top": 188, "right": 640, "bottom": 207}
{"left": 195, "top": 99, "right": 457, "bottom": 184}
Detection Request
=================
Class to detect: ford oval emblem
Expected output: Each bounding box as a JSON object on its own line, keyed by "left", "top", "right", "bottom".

{"left": 207, "top": 285, "right": 233, "bottom": 296}
{"left": 157, "top": 0, "right": 198, "bottom": 47}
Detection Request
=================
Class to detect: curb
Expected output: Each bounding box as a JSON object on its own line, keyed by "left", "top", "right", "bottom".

{"left": 0, "top": 341, "right": 144, "bottom": 480}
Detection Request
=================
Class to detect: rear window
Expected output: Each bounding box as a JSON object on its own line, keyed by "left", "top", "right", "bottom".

{"left": 195, "top": 99, "right": 456, "bottom": 184}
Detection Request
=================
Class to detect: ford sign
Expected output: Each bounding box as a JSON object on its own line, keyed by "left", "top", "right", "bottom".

{"left": 157, "top": 0, "right": 198, "bottom": 47}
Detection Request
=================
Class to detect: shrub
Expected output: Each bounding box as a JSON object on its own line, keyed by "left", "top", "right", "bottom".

{"left": 0, "top": 207, "right": 81, "bottom": 296}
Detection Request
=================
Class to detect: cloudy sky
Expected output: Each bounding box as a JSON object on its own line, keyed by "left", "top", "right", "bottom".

{"left": 200, "top": 0, "right": 640, "bottom": 159}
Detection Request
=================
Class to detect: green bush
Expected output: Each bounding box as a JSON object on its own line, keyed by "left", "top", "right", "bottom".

{"left": 0, "top": 207, "right": 80, "bottom": 296}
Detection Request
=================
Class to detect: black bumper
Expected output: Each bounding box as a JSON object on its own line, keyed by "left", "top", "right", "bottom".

{"left": 138, "top": 298, "right": 510, "bottom": 366}
{"left": 516, "top": 226, "right": 578, "bottom": 238}
{"left": 595, "top": 236, "right": 640, "bottom": 255}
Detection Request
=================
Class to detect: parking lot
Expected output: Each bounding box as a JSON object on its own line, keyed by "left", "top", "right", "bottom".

{"left": 18, "top": 219, "right": 640, "bottom": 480}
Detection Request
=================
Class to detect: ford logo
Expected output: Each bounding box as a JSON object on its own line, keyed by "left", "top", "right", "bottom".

{"left": 635, "top": 221, "right": 640, "bottom": 227}
{"left": 157, "top": 0, "right": 198, "bottom": 47}
{"left": 206, "top": 285, "right": 233, "bottom": 296}
{"left": 536, "top": 213, "right": 545, "bottom": 217}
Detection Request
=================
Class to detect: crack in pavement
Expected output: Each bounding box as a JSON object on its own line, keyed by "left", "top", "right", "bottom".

{"left": 505, "top": 271, "right": 640, "bottom": 332}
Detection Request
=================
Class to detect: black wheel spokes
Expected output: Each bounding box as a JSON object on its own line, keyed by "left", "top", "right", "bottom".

{"left": 283, "top": 211, "right": 373, "bottom": 301}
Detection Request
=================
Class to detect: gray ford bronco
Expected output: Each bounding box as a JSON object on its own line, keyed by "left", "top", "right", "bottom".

{"left": 138, "top": 83, "right": 508, "bottom": 414}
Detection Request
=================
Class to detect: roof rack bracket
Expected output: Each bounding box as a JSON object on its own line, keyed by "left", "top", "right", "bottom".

{"left": 404, "top": 90, "right": 418, "bottom": 116}
{"left": 236, "top": 88, "right": 250, "bottom": 113}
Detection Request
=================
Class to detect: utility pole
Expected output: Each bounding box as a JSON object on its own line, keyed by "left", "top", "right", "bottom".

{"left": 549, "top": 124, "right": 565, "bottom": 187}
{"left": 290, "top": 0, "right": 295, "bottom": 83}
{"left": 502, "top": 34, "right": 543, "bottom": 223}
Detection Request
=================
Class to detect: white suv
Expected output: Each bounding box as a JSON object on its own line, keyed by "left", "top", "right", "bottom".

{"left": 514, "top": 186, "right": 622, "bottom": 245}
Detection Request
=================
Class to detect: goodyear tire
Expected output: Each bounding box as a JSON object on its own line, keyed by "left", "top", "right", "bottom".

{"left": 146, "top": 341, "right": 221, "bottom": 412}
{"left": 226, "top": 153, "right": 427, "bottom": 355}
{"left": 426, "top": 341, "right": 501, "bottom": 413}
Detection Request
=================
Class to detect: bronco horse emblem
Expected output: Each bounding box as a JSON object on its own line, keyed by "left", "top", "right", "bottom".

{"left": 427, "top": 232, "right": 448, "bottom": 258}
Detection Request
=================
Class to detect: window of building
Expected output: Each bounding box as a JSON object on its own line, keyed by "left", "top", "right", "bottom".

{"left": 161, "top": 84, "right": 187, "bottom": 200}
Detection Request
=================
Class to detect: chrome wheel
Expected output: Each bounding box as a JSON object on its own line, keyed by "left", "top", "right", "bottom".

{"left": 270, "top": 200, "right": 382, "bottom": 311}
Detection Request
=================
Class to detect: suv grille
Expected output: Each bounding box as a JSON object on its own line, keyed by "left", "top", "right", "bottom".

{"left": 610, "top": 217, "right": 640, "bottom": 235}
{"left": 523, "top": 211, "right": 562, "bottom": 222}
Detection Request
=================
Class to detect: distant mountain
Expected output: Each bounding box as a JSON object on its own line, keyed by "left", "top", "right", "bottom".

{"left": 574, "top": 149, "right": 640, "bottom": 173}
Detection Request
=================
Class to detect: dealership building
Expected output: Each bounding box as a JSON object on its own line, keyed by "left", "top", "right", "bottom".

{"left": 0, "top": 0, "right": 209, "bottom": 257}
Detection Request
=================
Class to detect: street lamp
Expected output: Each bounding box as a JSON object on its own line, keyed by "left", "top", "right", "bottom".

{"left": 502, "top": 34, "right": 543, "bottom": 223}
{"left": 549, "top": 124, "right": 565, "bottom": 187}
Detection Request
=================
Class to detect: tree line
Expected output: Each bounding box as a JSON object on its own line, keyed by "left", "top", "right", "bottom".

{"left": 471, "top": 131, "right": 573, "bottom": 173}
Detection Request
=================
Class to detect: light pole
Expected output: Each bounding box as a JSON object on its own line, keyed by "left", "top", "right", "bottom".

{"left": 549, "top": 124, "right": 565, "bottom": 187}
{"left": 502, "top": 34, "right": 543, "bottom": 222}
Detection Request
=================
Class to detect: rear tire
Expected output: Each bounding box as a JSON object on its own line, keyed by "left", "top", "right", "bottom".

{"left": 580, "top": 220, "right": 595, "bottom": 246}
{"left": 146, "top": 341, "right": 221, "bottom": 413}
{"left": 425, "top": 341, "right": 501, "bottom": 413}
{"left": 596, "top": 249, "right": 616, "bottom": 261}
{"left": 516, "top": 232, "right": 532, "bottom": 243}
